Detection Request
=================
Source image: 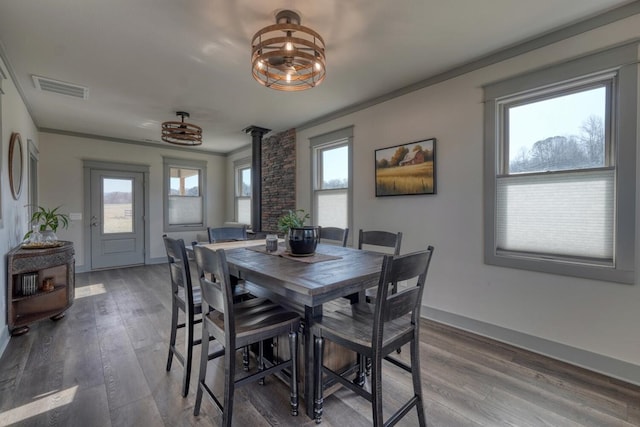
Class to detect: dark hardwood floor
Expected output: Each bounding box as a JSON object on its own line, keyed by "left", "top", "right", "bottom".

{"left": 0, "top": 264, "right": 638, "bottom": 426}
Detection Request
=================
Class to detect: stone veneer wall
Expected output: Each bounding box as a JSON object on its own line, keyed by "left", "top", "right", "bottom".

{"left": 262, "top": 128, "right": 296, "bottom": 233}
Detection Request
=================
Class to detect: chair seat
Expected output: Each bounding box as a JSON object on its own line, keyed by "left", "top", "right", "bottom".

{"left": 177, "top": 283, "right": 252, "bottom": 310}
{"left": 312, "top": 303, "right": 414, "bottom": 355}
{"left": 206, "top": 297, "right": 300, "bottom": 349}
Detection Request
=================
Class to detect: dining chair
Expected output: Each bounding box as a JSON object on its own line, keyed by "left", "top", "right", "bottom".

{"left": 312, "top": 246, "right": 434, "bottom": 426}
{"left": 358, "top": 229, "right": 404, "bottom": 370}
{"left": 358, "top": 229, "right": 402, "bottom": 299}
{"left": 192, "top": 245, "right": 301, "bottom": 426}
{"left": 319, "top": 226, "right": 349, "bottom": 247}
{"left": 208, "top": 225, "right": 247, "bottom": 243}
{"left": 163, "top": 235, "right": 207, "bottom": 397}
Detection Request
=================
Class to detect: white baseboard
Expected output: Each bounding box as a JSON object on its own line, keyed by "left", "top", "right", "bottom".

{"left": 422, "top": 306, "right": 640, "bottom": 387}
{"left": 75, "top": 257, "right": 167, "bottom": 273}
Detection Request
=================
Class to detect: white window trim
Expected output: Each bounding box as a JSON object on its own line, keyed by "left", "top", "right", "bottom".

{"left": 163, "top": 157, "right": 207, "bottom": 232}
{"left": 483, "top": 42, "right": 637, "bottom": 284}
{"left": 310, "top": 126, "right": 353, "bottom": 241}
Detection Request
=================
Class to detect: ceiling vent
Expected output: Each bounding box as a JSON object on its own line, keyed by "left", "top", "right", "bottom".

{"left": 32, "top": 75, "right": 88, "bottom": 99}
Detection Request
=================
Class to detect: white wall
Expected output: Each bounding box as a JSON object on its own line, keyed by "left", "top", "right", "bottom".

{"left": 37, "top": 133, "right": 227, "bottom": 268}
{"left": 0, "top": 56, "right": 39, "bottom": 353}
{"left": 297, "top": 15, "right": 640, "bottom": 380}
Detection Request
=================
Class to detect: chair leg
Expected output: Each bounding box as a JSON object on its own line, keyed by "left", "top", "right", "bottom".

{"left": 411, "top": 334, "right": 427, "bottom": 427}
{"left": 243, "top": 346, "right": 250, "bottom": 371}
{"left": 289, "top": 328, "right": 299, "bottom": 416}
{"left": 193, "top": 320, "right": 209, "bottom": 416}
{"left": 313, "top": 336, "right": 324, "bottom": 424}
{"left": 258, "top": 340, "right": 265, "bottom": 385}
{"left": 182, "top": 310, "right": 194, "bottom": 397}
{"left": 371, "top": 353, "right": 384, "bottom": 427}
{"left": 222, "top": 341, "right": 236, "bottom": 427}
{"left": 354, "top": 353, "right": 366, "bottom": 386}
{"left": 167, "top": 301, "right": 178, "bottom": 371}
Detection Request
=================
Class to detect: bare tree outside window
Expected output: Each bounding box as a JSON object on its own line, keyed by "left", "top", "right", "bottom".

{"left": 507, "top": 85, "right": 606, "bottom": 174}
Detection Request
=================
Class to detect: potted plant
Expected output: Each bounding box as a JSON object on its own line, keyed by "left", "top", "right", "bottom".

{"left": 24, "top": 205, "right": 70, "bottom": 242}
{"left": 277, "top": 209, "right": 319, "bottom": 255}
{"left": 277, "top": 209, "right": 310, "bottom": 235}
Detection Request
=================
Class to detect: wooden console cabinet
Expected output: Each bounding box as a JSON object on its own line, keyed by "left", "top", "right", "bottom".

{"left": 7, "top": 241, "right": 75, "bottom": 336}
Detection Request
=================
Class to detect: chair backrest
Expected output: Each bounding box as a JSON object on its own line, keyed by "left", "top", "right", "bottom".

{"left": 372, "top": 246, "right": 434, "bottom": 339}
{"left": 358, "top": 229, "right": 402, "bottom": 255}
{"left": 319, "top": 227, "right": 349, "bottom": 247}
{"left": 193, "top": 245, "right": 236, "bottom": 348}
{"left": 208, "top": 226, "right": 247, "bottom": 243}
{"left": 163, "top": 236, "right": 195, "bottom": 307}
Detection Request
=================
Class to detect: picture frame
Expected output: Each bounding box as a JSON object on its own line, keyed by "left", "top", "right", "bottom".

{"left": 375, "top": 138, "right": 436, "bottom": 197}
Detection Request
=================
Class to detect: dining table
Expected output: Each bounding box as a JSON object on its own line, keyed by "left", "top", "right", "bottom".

{"left": 197, "top": 240, "right": 386, "bottom": 418}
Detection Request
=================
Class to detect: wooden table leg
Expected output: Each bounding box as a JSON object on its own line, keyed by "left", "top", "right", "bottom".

{"left": 304, "top": 305, "right": 322, "bottom": 418}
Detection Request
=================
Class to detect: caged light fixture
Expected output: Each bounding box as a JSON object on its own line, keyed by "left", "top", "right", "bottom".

{"left": 161, "top": 111, "right": 203, "bottom": 146}
{"left": 251, "top": 10, "right": 326, "bottom": 91}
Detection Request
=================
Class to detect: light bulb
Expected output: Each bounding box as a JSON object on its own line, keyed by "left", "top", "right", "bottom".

{"left": 285, "top": 31, "right": 293, "bottom": 51}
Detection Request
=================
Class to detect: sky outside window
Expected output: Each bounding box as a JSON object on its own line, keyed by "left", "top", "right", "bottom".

{"left": 508, "top": 86, "right": 606, "bottom": 167}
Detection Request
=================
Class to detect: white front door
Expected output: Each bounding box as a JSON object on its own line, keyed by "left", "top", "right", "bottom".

{"left": 90, "top": 169, "right": 145, "bottom": 269}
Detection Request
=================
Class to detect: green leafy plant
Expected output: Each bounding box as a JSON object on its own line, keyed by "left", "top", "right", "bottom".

{"left": 277, "top": 209, "right": 309, "bottom": 234}
{"left": 24, "top": 205, "right": 70, "bottom": 239}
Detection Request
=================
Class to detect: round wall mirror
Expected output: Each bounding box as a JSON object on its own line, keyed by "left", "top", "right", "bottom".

{"left": 9, "top": 132, "right": 23, "bottom": 200}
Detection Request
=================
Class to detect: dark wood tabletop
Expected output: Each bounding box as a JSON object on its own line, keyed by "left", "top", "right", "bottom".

{"left": 222, "top": 243, "right": 385, "bottom": 309}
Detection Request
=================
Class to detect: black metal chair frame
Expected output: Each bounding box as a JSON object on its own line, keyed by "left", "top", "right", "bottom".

{"left": 193, "top": 245, "right": 301, "bottom": 426}
{"left": 312, "top": 246, "right": 434, "bottom": 427}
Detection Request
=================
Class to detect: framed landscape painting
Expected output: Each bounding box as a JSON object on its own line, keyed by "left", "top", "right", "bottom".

{"left": 375, "top": 138, "right": 436, "bottom": 196}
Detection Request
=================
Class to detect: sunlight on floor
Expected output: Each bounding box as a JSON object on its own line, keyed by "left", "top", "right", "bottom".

{"left": 0, "top": 385, "right": 78, "bottom": 426}
{"left": 75, "top": 283, "right": 107, "bottom": 300}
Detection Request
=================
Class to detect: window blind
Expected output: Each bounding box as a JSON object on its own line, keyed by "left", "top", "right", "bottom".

{"left": 496, "top": 169, "right": 614, "bottom": 261}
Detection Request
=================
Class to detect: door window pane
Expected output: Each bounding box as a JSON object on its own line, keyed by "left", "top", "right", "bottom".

{"left": 103, "top": 178, "right": 133, "bottom": 234}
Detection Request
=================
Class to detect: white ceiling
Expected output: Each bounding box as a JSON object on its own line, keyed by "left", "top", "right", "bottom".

{"left": 0, "top": 0, "right": 633, "bottom": 153}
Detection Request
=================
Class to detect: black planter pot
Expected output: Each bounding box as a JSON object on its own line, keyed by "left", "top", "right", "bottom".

{"left": 289, "top": 226, "right": 319, "bottom": 256}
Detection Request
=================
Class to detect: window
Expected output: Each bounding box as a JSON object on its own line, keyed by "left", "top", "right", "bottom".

{"left": 484, "top": 43, "right": 637, "bottom": 283}
{"left": 163, "top": 157, "right": 207, "bottom": 231}
{"left": 311, "top": 126, "right": 353, "bottom": 232}
{"left": 234, "top": 158, "right": 251, "bottom": 225}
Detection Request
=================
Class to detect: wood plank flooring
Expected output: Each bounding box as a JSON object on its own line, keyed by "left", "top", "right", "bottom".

{"left": 0, "top": 263, "right": 638, "bottom": 426}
